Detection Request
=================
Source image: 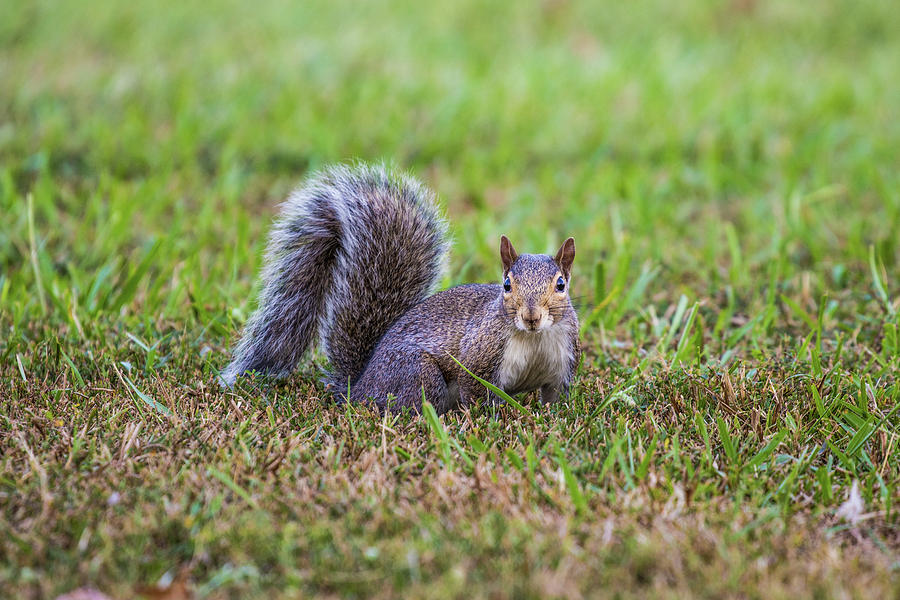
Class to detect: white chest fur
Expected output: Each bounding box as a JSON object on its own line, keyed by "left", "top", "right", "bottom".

{"left": 497, "top": 325, "right": 572, "bottom": 394}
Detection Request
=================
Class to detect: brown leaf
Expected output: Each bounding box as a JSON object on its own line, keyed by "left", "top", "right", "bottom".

{"left": 136, "top": 569, "right": 193, "bottom": 600}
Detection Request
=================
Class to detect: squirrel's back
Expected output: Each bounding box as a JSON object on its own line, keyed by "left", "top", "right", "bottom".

{"left": 222, "top": 163, "right": 449, "bottom": 386}
{"left": 369, "top": 283, "right": 501, "bottom": 350}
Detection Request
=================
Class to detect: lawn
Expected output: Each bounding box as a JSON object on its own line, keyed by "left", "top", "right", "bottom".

{"left": 1, "top": 0, "right": 899, "bottom": 598}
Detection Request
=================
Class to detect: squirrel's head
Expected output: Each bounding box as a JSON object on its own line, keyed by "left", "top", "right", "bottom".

{"left": 500, "top": 235, "right": 575, "bottom": 332}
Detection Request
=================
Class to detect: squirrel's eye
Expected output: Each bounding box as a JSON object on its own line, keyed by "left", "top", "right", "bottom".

{"left": 556, "top": 276, "right": 566, "bottom": 292}
{"left": 503, "top": 277, "right": 511, "bottom": 293}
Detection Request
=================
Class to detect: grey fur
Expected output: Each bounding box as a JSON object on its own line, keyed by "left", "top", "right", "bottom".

{"left": 221, "top": 163, "right": 448, "bottom": 387}
{"left": 222, "top": 163, "right": 580, "bottom": 415}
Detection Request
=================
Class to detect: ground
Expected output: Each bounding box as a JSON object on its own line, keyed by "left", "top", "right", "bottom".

{"left": 1, "top": 0, "right": 899, "bottom": 598}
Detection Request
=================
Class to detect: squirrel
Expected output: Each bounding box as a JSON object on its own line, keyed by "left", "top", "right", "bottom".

{"left": 221, "top": 163, "right": 580, "bottom": 414}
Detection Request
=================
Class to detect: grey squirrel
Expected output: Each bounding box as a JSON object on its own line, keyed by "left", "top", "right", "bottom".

{"left": 222, "top": 163, "right": 580, "bottom": 414}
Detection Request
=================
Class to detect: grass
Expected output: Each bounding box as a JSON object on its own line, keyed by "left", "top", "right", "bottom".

{"left": 1, "top": 0, "right": 899, "bottom": 597}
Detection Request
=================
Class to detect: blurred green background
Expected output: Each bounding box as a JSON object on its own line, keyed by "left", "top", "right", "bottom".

{"left": 2, "top": 1, "right": 900, "bottom": 597}
{"left": 3, "top": 0, "right": 898, "bottom": 313}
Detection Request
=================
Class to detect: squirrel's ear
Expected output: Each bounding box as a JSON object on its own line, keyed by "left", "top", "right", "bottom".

{"left": 554, "top": 237, "right": 576, "bottom": 279}
{"left": 500, "top": 235, "right": 518, "bottom": 273}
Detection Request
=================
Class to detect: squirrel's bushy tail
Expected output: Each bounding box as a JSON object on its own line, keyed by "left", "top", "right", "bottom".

{"left": 221, "top": 163, "right": 449, "bottom": 387}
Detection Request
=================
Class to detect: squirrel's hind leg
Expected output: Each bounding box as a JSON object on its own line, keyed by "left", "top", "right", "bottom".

{"left": 540, "top": 383, "right": 565, "bottom": 404}
{"left": 356, "top": 353, "right": 453, "bottom": 415}
{"left": 418, "top": 357, "right": 455, "bottom": 414}
{"left": 457, "top": 373, "right": 495, "bottom": 409}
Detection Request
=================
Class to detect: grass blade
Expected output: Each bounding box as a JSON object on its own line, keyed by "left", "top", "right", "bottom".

{"left": 869, "top": 245, "right": 895, "bottom": 316}
{"left": 716, "top": 415, "right": 738, "bottom": 466}
{"left": 556, "top": 447, "right": 587, "bottom": 515}
{"left": 109, "top": 239, "right": 163, "bottom": 312}
{"left": 422, "top": 400, "right": 453, "bottom": 468}
{"left": 446, "top": 353, "right": 528, "bottom": 414}
{"left": 207, "top": 466, "right": 259, "bottom": 509}
{"left": 747, "top": 431, "right": 786, "bottom": 470}
{"left": 123, "top": 374, "right": 174, "bottom": 418}
{"left": 26, "top": 193, "right": 47, "bottom": 314}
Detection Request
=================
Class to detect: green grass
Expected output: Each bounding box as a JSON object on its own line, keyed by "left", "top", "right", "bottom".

{"left": 2, "top": 0, "right": 899, "bottom": 598}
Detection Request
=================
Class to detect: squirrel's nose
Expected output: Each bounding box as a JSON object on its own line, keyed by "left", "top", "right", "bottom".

{"left": 522, "top": 307, "right": 541, "bottom": 330}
